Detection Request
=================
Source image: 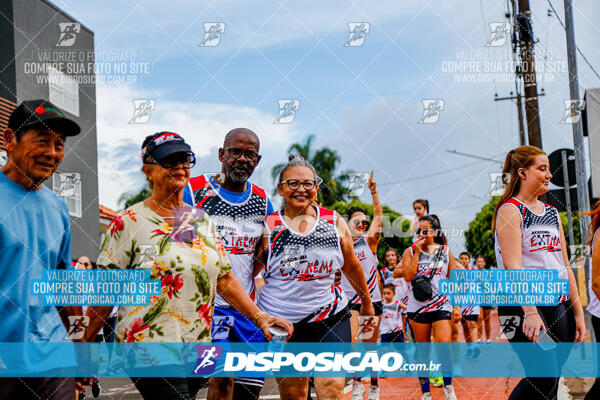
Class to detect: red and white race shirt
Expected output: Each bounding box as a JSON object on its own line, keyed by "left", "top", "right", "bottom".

{"left": 406, "top": 245, "right": 451, "bottom": 314}
{"left": 188, "top": 175, "right": 269, "bottom": 307}
{"left": 494, "top": 197, "right": 569, "bottom": 302}
{"left": 340, "top": 235, "right": 382, "bottom": 305}
{"left": 258, "top": 206, "right": 348, "bottom": 323}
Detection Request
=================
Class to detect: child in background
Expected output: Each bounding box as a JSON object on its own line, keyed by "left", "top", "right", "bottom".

{"left": 380, "top": 284, "right": 405, "bottom": 344}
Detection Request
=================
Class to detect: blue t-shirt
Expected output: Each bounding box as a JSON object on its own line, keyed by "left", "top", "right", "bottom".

{"left": 0, "top": 170, "right": 75, "bottom": 371}
{"left": 183, "top": 175, "right": 274, "bottom": 214}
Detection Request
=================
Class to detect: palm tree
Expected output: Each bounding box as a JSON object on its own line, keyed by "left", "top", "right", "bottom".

{"left": 271, "top": 135, "right": 349, "bottom": 206}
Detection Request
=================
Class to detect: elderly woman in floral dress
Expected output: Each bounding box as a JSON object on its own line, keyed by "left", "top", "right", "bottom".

{"left": 83, "top": 132, "right": 292, "bottom": 400}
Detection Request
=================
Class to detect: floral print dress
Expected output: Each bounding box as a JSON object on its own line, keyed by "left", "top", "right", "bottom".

{"left": 97, "top": 202, "right": 231, "bottom": 344}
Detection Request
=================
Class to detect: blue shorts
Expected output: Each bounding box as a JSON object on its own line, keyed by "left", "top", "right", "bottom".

{"left": 211, "top": 306, "right": 265, "bottom": 343}
{"left": 211, "top": 307, "right": 265, "bottom": 387}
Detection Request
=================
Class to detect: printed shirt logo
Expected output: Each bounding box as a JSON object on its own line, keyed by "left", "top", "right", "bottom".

{"left": 529, "top": 230, "right": 561, "bottom": 253}
{"left": 154, "top": 132, "right": 181, "bottom": 145}
{"left": 192, "top": 345, "right": 222, "bottom": 375}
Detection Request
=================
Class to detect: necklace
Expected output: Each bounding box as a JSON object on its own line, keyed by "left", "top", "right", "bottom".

{"left": 151, "top": 198, "right": 175, "bottom": 212}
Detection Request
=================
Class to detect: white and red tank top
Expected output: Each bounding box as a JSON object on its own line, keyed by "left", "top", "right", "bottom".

{"left": 393, "top": 277, "right": 410, "bottom": 315}
{"left": 588, "top": 229, "right": 600, "bottom": 318}
{"left": 257, "top": 206, "right": 348, "bottom": 323}
{"left": 406, "top": 245, "right": 451, "bottom": 314}
{"left": 188, "top": 175, "right": 269, "bottom": 307}
{"left": 380, "top": 300, "right": 402, "bottom": 334}
{"left": 494, "top": 197, "right": 569, "bottom": 302}
{"left": 340, "top": 235, "right": 382, "bottom": 305}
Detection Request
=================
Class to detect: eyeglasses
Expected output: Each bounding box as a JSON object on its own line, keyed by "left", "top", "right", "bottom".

{"left": 354, "top": 219, "right": 369, "bottom": 227}
{"left": 223, "top": 147, "right": 259, "bottom": 162}
{"left": 145, "top": 152, "right": 196, "bottom": 169}
{"left": 416, "top": 228, "right": 433, "bottom": 235}
{"left": 280, "top": 179, "right": 317, "bottom": 191}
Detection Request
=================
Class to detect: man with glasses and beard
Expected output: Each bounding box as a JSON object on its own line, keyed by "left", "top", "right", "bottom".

{"left": 183, "top": 128, "right": 274, "bottom": 400}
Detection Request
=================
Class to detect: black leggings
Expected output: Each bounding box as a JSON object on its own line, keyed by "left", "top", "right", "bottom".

{"left": 498, "top": 301, "right": 576, "bottom": 400}
{"left": 585, "top": 315, "right": 600, "bottom": 400}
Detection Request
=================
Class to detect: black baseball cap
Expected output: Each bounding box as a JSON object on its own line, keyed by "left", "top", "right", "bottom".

{"left": 8, "top": 99, "right": 81, "bottom": 136}
{"left": 141, "top": 131, "right": 193, "bottom": 162}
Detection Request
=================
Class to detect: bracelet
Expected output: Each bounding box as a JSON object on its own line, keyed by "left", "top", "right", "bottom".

{"left": 524, "top": 312, "right": 538, "bottom": 318}
{"left": 253, "top": 310, "right": 268, "bottom": 324}
{"left": 371, "top": 191, "right": 377, "bottom": 195}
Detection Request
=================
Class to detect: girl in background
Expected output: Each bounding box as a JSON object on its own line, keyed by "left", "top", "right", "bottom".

{"left": 411, "top": 199, "right": 429, "bottom": 243}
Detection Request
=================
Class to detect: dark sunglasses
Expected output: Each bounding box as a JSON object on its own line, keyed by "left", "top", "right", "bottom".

{"left": 280, "top": 179, "right": 317, "bottom": 191}
{"left": 416, "top": 228, "right": 434, "bottom": 235}
{"left": 146, "top": 152, "right": 196, "bottom": 169}
{"left": 223, "top": 147, "right": 259, "bottom": 162}
{"left": 354, "top": 219, "right": 369, "bottom": 227}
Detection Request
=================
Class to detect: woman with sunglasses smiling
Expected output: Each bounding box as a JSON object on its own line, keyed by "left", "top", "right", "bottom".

{"left": 340, "top": 170, "right": 384, "bottom": 400}
{"left": 255, "top": 154, "right": 375, "bottom": 399}
{"left": 84, "top": 132, "right": 292, "bottom": 400}
{"left": 401, "top": 214, "right": 462, "bottom": 400}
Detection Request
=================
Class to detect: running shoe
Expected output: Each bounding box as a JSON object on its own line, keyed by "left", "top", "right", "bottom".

{"left": 351, "top": 381, "right": 365, "bottom": 400}
{"left": 91, "top": 379, "right": 101, "bottom": 398}
{"left": 421, "top": 392, "right": 432, "bottom": 400}
{"left": 443, "top": 384, "right": 458, "bottom": 400}
{"left": 367, "top": 385, "right": 380, "bottom": 400}
{"left": 486, "top": 338, "right": 492, "bottom": 344}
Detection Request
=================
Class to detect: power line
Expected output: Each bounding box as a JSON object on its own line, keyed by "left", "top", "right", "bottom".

{"left": 377, "top": 159, "right": 485, "bottom": 187}
{"left": 546, "top": 0, "right": 600, "bottom": 81}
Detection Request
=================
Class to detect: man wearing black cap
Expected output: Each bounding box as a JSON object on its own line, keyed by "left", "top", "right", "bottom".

{"left": 0, "top": 99, "right": 85, "bottom": 399}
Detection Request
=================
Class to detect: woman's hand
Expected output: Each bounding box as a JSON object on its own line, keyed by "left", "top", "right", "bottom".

{"left": 451, "top": 306, "right": 461, "bottom": 324}
{"left": 256, "top": 314, "right": 294, "bottom": 341}
{"left": 522, "top": 312, "right": 545, "bottom": 342}
{"left": 413, "top": 238, "right": 425, "bottom": 253}
{"left": 368, "top": 170, "right": 377, "bottom": 193}
{"left": 574, "top": 312, "right": 586, "bottom": 343}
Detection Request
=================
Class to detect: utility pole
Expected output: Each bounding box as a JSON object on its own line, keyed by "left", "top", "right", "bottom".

{"left": 563, "top": 0, "right": 590, "bottom": 242}
{"left": 496, "top": 2, "right": 544, "bottom": 146}
{"left": 516, "top": 0, "right": 543, "bottom": 149}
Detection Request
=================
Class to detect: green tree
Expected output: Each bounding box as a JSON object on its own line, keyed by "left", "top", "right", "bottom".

{"left": 330, "top": 198, "right": 412, "bottom": 267}
{"left": 118, "top": 185, "right": 151, "bottom": 210}
{"left": 271, "top": 135, "right": 350, "bottom": 206}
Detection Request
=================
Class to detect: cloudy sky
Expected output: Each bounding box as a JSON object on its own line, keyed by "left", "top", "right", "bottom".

{"left": 54, "top": 0, "right": 600, "bottom": 252}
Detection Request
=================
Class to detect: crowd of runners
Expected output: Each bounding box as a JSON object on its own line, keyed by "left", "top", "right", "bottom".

{"left": 0, "top": 99, "right": 599, "bottom": 400}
